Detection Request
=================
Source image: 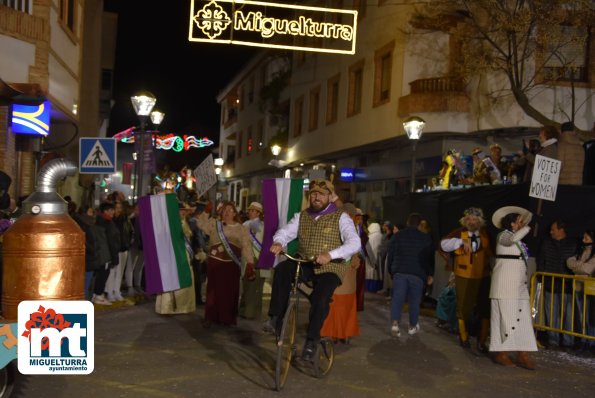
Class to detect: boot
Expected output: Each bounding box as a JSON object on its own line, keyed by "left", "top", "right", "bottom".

{"left": 493, "top": 352, "right": 516, "bottom": 367}
{"left": 477, "top": 318, "right": 490, "bottom": 353}
{"left": 458, "top": 319, "right": 470, "bottom": 348}
{"left": 516, "top": 351, "right": 536, "bottom": 370}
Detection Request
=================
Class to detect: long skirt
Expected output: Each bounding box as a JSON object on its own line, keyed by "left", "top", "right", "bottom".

{"left": 205, "top": 257, "right": 241, "bottom": 325}
{"left": 155, "top": 267, "right": 196, "bottom": 315}
{"left": 320, "top": 293, "right": 360, "bottom": 340}
{"left": 239, "top": 269, "right": 265, "bottom": 319}
{"left": 489, "top": 299, "right": 537, "bottom": 352}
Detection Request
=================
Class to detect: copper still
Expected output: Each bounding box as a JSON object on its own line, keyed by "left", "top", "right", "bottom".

{"left": 2, "top": 158, "right": 84, "bottom": 320}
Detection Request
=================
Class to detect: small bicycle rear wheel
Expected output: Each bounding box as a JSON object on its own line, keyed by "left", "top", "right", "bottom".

{"left": 314, "top": 338, "right": 334, "bottom": 378}
{"left": 274, "top": 303, "right": 297, "bottom": 391}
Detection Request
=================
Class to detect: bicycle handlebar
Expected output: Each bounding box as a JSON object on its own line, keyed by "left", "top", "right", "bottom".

{"left": 279, "top": 251, "right": 316, "bottom": 263}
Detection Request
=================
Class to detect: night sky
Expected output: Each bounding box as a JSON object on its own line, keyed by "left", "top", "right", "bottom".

{"left": 103, "top": 0, "right": 258, "bottom": 169}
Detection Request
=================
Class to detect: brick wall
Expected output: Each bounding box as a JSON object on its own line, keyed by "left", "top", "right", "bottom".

{"left": 0, "top": 107, "right": 17, "bottom": 198}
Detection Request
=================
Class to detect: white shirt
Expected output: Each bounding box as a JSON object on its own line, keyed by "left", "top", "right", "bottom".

{"left": 441, "top": 231, "right": 481, "bottom": 252}
{"left": 273, "top": 208, "right": 361, "bottom": 261}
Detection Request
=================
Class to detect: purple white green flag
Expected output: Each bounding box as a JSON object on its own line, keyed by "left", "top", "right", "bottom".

{"left": 258, "top": 178, "right": 304, "bottom": 268}
{"left": 138, "top": 193, "right": 192, "bottom": 294}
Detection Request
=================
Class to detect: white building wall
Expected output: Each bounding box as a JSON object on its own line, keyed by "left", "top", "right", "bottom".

{"left": 405, "top": 27, "right": 595, "bottom": 133}
{"left": 0, "top": 35, "right": 35, "bottom": 82}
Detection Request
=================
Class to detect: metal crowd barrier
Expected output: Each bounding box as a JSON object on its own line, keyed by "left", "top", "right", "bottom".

{"left": 530, "top": 272, "right": 595, "bottom": 341}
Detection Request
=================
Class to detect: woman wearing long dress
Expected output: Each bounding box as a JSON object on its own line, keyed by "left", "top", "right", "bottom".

{"left": 489, "top": 206, "right": 537, "bottom": 369}
{"left": 196, "top": 201, "right": 255, "bottom": 326}
{"left": 155, "top": 202, "right": 197, "bottom": 314}
{"left": 321, "top": 203, "right": 361, "bottom": 342}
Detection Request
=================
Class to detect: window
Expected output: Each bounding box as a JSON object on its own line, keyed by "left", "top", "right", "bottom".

{"left": 293, "top": 96, "right": 304, "bottom": 137}
{"left": 59, "top": 0, "right": 77, "bottom": 34}
{"left": 256, "top": 120, "right": 264, "bottom": 151}
{"left": 248, "top": 76, "right": 255, "bottom": 104}
{"left": 308, "top": 86, "right": 320, "bottom": 131}
{"left": 374, "top": 41, "right": 394, "bottom": 107}
{"left": 329, "top": 0, "right": 344, "bottom": 24}
{"left": 295, "top": 51, "right": 306, "bottom": 67}
{"left": 542, "top": 26, "right": 591, "bottom": 82}
{"left": 237, "top": 131, "right": 243, "bottom": 159}
{"left": 348, "top": 60, "right": 364, "bottom": 117}
{"left": 353, "top": 0, "right": 367, "bottom": 20}
{"left": 1, "top": 0, "right": 31, "bottom": 13}
{"left": 247, "top": 126, "right": 253, "bottom": 155}
{"left": 326, "top": 74, "right": 340, "bottom": 125}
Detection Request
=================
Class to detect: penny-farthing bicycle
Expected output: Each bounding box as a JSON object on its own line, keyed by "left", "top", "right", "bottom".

{"left": 274, "top": 252, "right": 334, "bottom": 391}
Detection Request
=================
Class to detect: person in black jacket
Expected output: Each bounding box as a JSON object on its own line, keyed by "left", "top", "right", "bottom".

{"left": 389, "top": 213, "right": 435, "bottom": 337}
{"left": 107, "top": 201, "right": 132, "bottom": 301}
{"left": 536, "top": 219, "right": 578, "bottom": 348}
{"left": 95, "top": 202, "right": 119, "bottom": 304}
{"left": 74, "top": 205, "right": 114, "bottom": 302}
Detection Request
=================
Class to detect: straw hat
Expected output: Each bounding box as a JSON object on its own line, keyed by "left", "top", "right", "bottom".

{"left": 247, "top": 201, "right": 263, "bottom": 213}
{"left": 308, "top": 179, "right": 334, "bottom": 195}
{"left": 492, "top": 206, "right": 532, "bottom": 229}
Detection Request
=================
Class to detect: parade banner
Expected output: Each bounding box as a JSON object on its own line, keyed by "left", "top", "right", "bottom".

{"left": 188, "top": 0, "right": 358, "bottom": 54}
{"left": 193, "top": 154, "right": 218, "bottom": 198}
{"left": 529, "top": 154, "right": 561, "bottom": 202}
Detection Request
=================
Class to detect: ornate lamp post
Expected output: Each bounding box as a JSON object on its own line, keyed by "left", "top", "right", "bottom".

{"left": 150, "top": 110, "right": 165, "bottom": 130}
{"left": 131, "top": 91, "right": 156, "bottom": 201}
{"left": 271, "top": 144, "right": 282, "bottom": 157}
{"left": 402, "top": 116, "right": 426, "bottom": 192}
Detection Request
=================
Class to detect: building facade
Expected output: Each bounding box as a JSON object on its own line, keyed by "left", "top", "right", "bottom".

{"left": 0, "top": 0, "right": 116, "bottom": 205}
{"left": 217, "top": 1, "right": 594, "bottom": 219}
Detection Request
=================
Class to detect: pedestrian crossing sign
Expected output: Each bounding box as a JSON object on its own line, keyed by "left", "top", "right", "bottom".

{"left": 79, "top": 138, "right": 117, "bottom": 174}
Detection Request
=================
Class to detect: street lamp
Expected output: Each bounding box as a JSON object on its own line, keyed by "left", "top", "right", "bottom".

{"left": 131, "top": 91, "right": 156, "bottom": 201}
{"left": 271, "top": 144, "right": 282, "bottom": 157}
{"left": 268, "top": 144, "right": 287, "bottom": 169}
{"left": 131, "top": 91, "right": 156, "bottom": 128}
{"left": 150, "top": 109, "right": 165, "bottom": 128}
{"left": 403, "top": 116, "right": 426, "bottom": 192}
{"left": 214, "top": 157, "right": 224, "bottom": 177}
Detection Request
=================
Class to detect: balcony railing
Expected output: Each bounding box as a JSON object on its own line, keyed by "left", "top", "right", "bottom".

{"left": 0, "top": 0, "right": 32, "bottom": 14}
{"left": 409, "top": 77, "right": 465, "bottom": 93}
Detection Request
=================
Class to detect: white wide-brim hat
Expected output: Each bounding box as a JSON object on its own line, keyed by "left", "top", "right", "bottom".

{"left": 492, "top": 206, "right": 532, "bottom": 229}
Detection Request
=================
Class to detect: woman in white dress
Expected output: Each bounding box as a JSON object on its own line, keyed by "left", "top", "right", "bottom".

{"left": 490, "top": 206, "right": 537, "bottom": 370}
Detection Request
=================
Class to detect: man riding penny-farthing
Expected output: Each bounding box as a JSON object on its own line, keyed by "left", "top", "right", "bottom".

{"left": 265, "top": 179, "right": 360, "bottom": 389}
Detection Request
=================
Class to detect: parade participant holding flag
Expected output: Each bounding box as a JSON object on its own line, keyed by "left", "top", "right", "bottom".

{"left": 239, "top": 202, "right": 265, "bottom": 319}
{"left": 266, "top": 179, "right": 361, "bottom": 362}
{"left": 196, "top": 201, "right": 255, "bottom": 327}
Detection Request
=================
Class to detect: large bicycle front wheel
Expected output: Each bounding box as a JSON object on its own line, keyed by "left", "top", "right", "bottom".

{"left": 274, "top": 302, "right": 297, "bottom": 391}
{"left": 314, "top": 338, "right": 334, "bottom": 378}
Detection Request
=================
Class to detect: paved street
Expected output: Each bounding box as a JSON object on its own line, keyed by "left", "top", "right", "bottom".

{"left": 13, "top": 294, "right": 595, "bottom": 398}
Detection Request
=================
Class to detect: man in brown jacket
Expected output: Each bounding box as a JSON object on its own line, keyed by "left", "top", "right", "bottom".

{"left": 558, "top": 122, "right": 585, "bottom": 185}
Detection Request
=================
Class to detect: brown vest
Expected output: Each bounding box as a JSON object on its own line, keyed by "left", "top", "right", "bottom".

{"left": 453, "top": 230, "right": 491, "bottom": 279}
{"left": 298, "top": 209, "right": 348, "bottom": 281}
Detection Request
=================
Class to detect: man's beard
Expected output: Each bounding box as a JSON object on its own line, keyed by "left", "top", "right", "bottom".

{"left": 310, "top": 200, "right": 327, "bottom": 212}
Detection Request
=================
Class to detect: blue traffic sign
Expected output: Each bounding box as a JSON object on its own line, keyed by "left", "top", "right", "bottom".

{"left": 79, "top": 138, "right": 117, "bottom": 174}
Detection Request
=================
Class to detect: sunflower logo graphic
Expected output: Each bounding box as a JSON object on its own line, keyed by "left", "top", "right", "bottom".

{"left": 193, "top": 0, "right": 232, "bottom": 40}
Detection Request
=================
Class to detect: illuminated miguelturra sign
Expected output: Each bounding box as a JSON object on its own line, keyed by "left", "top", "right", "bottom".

{"left": 188, "top": 0, "right": 358, "bottom": 54}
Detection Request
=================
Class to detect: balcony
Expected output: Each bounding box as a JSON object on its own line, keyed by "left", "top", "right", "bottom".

{"left": 398, "top": 76, "right": 469, "bottom": 117}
